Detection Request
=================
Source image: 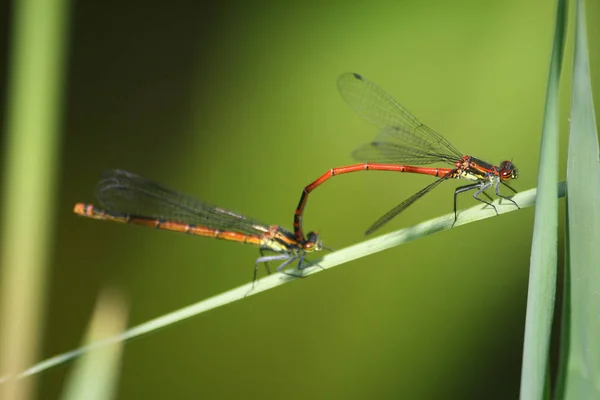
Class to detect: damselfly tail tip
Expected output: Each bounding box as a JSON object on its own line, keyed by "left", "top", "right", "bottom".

{"left": 73, "top": 202, "right": 88, "bottom": 216}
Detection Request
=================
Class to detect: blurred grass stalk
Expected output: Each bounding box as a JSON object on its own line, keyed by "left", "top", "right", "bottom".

{"left": 556, "top": 0, "right": 600, "bottom": 398}
{"left": 61, "top": 289, "right": 128, "bottom": 400}
{"left": 519, "top": 0, "right": 565, "bottom": 398}
{"left": 0, "top": 0, "right": 70, "bottom": 399}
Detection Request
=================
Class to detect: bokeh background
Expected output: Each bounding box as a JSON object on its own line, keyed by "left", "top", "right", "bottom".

{"left": 2, "top": 0, "right": 599, "bottom": 398}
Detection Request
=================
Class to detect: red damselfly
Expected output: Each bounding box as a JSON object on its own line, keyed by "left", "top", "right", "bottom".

{"left": 74, "top": 170, "right": 322, "bottom": 282}
{"left": 294, "top": 72, "right": 519, "bottom": 240}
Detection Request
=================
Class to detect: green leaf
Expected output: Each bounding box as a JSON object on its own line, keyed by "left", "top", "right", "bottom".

{"left": 556, "top": 0, "right": 600, "bottom": 398}
{"left": 519, "top": 0, "right": 566, "bottom": 398}
{"left": 61, "top": 289, "right": 128, "bottom": 400}
{"left": 0, "top": 0, "right": 70, "bottom": 397}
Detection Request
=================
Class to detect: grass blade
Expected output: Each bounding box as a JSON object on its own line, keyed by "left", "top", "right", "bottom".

{"left": 519, "top": 0, "right": 566, "bottom": 398}
{"left": 556, "top": 0, "right": 600, "bottom": 398}
{"left": 0, "top": 0, "right": 70, "bottom": 398}
{"left": 61, "top": 289, "right": 128, "bottom": 400}
{"left": 5, "top": 183, "right": 565, "bottom": 377}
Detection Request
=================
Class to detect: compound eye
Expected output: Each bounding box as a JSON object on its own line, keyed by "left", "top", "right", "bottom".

{"left": 303, "top": 231, "right": 320, "bottom": 252}
{"left": 498, "top": 161, "right": 517, "bottom": 180}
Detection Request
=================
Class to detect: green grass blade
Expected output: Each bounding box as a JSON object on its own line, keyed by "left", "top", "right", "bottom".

{"left": 6, "top": 183, "right": 566, "bottom": 377}
{"left": 61, "top": 289, "right": 128, "bottom": 400}
{"left": 0, "top": 0, "right": 70, "bottom": 398}
{"left": 519, "top": 0, "right": 566, "bottom": 398}
{"left": 557, "top": 0, "right": 600, "bottom": 398}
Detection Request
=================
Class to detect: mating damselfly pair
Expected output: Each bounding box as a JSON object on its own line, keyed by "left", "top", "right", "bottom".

{"left": 75, "top": 73, "right": 519, "bottom": 281}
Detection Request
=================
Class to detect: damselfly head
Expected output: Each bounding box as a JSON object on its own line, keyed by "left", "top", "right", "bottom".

{"left": 303, "top": 231, "right": 323, "bottom": 253}
{"left": 499, "top": 160, "right": 518, "bottom": 180}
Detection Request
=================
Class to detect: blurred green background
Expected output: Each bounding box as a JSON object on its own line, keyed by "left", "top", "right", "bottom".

{"left": 3, "top": 0, "right": 598, "bottom": 398}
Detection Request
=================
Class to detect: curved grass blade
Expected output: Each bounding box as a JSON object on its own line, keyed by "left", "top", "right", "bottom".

{"left": 2, "top": 183, "right": 565, "bottom": 379}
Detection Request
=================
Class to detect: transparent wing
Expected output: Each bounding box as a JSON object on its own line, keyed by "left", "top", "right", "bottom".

{"left": 338, "top": 73, "right": 463, "bottom": 165}
{"left": 95, "top": 170, "right": 271, "bottom": 235}
{"left": 365, "top": 175, "right": 450, "bottom": 235}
